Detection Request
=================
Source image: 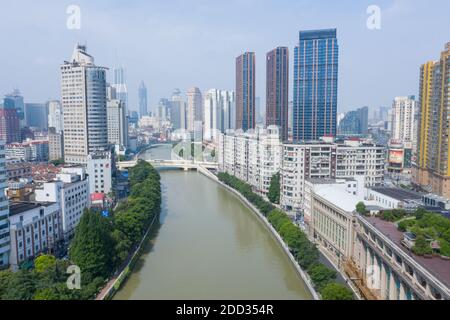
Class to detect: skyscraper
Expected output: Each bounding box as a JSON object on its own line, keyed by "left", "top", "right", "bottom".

{"left": 4, "top": 89, "right": 25, "bottom": 128}
{"left": 48, "top": 100, "right": 63, "bottom": 134}
{"left": 338, "top": 106, "right": 369, "bottom": 135}
{"left": 107, "top": 99, "right": 128, "bottom": 148}
{"left": 0, "top": 99, "right": 20, "bottom": 143}
{"left": 236, "top": 52, "right": 255, "bottom": 131}
{"left": 186, "top": 87, "right": 202, "bottom": 132}
{"left": 414, "top": 43, "right": 450, "bottom": 197}
{"left": 113, "top": 66, "right": 128, "bottom": 112}
{"left": 203, "top": 89, "right": 235, "bottom": 142}
{"left": 25, "top": 103, "right": 48, "bottom": 129}
{"left": 138, "top": 81, "right": 148, "bottom": 118}
{"left": 266, "top": 47, "right": 289, "bottom": 140}
{"left": 293, "top": 29, "right": 338, "bottom": 141}
{"left": 170, "top": 88, "right": 186, "bottom": 131}
{"left": 61, "top": 44, "right": 108, "bottom": 164}
{"left": 391, "top": 96, "right": 416, "bottom": 143}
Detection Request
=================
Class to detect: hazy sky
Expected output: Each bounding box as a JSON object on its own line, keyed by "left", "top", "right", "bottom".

{"left": 0, "top": 0, "right": 449, "bottom": 115}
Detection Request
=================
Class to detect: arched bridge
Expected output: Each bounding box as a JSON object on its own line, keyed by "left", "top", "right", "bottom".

{"left": 117, "top": 159, "right": 219, "bottom": 171}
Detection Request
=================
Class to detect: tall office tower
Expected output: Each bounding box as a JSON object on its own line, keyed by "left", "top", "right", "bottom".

{"left": 236, "top": 52, "right": 255, "bottom": 131}
{"left": 338, "top": 106, "right": 369, "bottom": 135}
{"left": 0, "top": 141, "right": 9, "bottom": 268}
{"left": 293, "top": 29, "right": 338, "bottom": 141}
{"left": 112, "top": 67, "right": 128, "bottom": 110}
{"left": 203, "top": 89, "right": 236, "bottom": 141}
{"left": 266, "top": 47, "right": 289, "bottom": 140}
{"left": 0, "top": 102, "right": 20, "bottom": 143}
{"left": 186, "top": 87, "right": 202, "bottom": 132}
{"left": 138, "top": 81, "right": 148, "bottom": 118}
{"left": 61, "top": 44, "right": 108, "bottom": 164}
{"left": 4, "top": 89, "right": 25, "bottom": 127}
{"left": 391, "top": 96, "right": 416, "bottom": 143}
{"left": 221, "top": 90, "right": 236, "bottom": 131}
{"left": 158, "top": 98, "right": 170, "bottom": 121}
{"left": 107, "top": 99, "right": 128, "bottom": 147}
{"left": 25, "top": 103, "right": 48, "bottom": 129}
{"left": 48, "top": 100, "right": 63, "bottom": 133}
{"left": 170, "top": 88, "right": 186, "bottom": 131}
{"left": 414, "top": 43, "right": 450, "bottom": 197}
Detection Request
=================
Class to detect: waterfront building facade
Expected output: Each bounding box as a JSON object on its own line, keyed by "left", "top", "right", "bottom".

{"left": 8, "top": 202, "right": 61, "bottom": 270}
{"left": 107, "top": 99, "right": 128, "bottom": 148}
{"left": 86, "top": 151, "right": 112, "bottom": 194}
{"left": 218, "top": 126, "right": 282, "bottom": 195}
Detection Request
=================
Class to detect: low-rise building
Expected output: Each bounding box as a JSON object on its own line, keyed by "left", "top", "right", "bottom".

{"left": 6, "top": 161, "right": 32, "bottom": 180}
{"left": 35, "top": 167, "right": 90, "bottom": 239}
{"left": 350, "top": 215, "right": 450, "bottom": 300}
{"left": 8, "top": 202, "right": 61, "bottom": 270}
{"left": 366, "top": 187, "right": 422, "bottom": 210}
{"left": 86, "top": 151, "right": 113, "bottom": 195}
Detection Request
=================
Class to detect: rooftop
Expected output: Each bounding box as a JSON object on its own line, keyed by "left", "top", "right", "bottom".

{"left": 9, "top": 201, "right": 55, "bottom": 216}
{"left": 363, "top": 216, "right": 450, "bottom": 289}
{"left": 370, "top": 187, "right": 422, "bottom": 201}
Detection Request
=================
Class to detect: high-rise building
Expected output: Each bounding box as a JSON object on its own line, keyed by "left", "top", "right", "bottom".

{"left": 266, "top": 47, "right": 289, "bottom": 140}
{"left": 25, "top": 103, "right": 48, "bottom": 129}
{"left": 112, "top": 66, "right": 128, "bottom": 111}
{"left": 158, "top": 98, "right": 170, "bottom": 122}
{"left": 293, "top": 29, "right": 338, "bottom": 141}
{"left": 0, "top": 106, "right": 20, "bottom": 144}
{"left": 47, "top": 100, "right": 63, "bottom": 134}
{"left": 61, "top": 44, "right": 108, "bottom": 164}
{"left": 391, "top": 96, "right": 416, "bottom": 143}
{"left": 0, "top": 142, "right": 10, "bottom": 268}
{"left": 4, "top": 89, "right": 25, "bottom": 127}
{"left": 186, "top": 87, "right": 202, "bottom": 133}
{"left": 203, "top": 89, "right": 235, "bottom": 142}
{"left": 414, "top": 43, "right": 450, "bottom": 197}
{"left": 107, "top": 99, "right": 128, "bottom": 147}
{"left": 236, "top": 52, "right": 255, "bottom": 131}
{"left": 170, "top": 88, "right": 186, "bottom": 131}
{"left": 48, "top": 127, "right": 64, "bottom": 161}
{"left": 138, "top": 81, "right": 148, "bottom": 118}
{"left": 338, "top": 106, "right": 369, "bottom": 135}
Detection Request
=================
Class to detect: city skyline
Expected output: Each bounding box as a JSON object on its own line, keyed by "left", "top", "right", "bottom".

{"left": 1, "top": 0, "right": 449, "bottom": 114}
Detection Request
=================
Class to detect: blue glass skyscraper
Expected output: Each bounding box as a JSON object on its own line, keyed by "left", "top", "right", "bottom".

{"left": 293, "top": 29, "right": 338, "bottom": 141}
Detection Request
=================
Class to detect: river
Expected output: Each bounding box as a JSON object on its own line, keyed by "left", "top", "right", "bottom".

{"left": 113, "top": 145, "right": 312, "bottom": 300}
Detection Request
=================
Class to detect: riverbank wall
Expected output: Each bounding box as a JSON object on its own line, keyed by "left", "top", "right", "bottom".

{"left": 97, "top": 213, "right": 159, "bottom": 300}
{"left": 198, "top": 166, "right": 320, "bottom": 300}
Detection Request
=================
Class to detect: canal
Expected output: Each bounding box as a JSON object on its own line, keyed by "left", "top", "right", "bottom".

{"left": 113, "top": 145, "right": 312, "bottom": 300}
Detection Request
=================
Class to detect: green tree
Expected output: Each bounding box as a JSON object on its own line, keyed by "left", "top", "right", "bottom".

{"left": 268, "top": 173, "right": 280, "bottom": 204}
{"left": 35, "top": 254, "right": 57, "bottom": 273}
{"left": 412, "top": 235, "right": 432, "bottom": 256}
{"left": 356, "top": 202, "right": 367, "bottom": 215}
{"left": 0, "top": 270, "right": 13, "bottom": 298}
{"left": 321, "top": 283, "right": 354, "bottom": 300}
{"left": 308, "top": 264, "right": 337, "bottom": 291}
{"left": 1, "top": 270, "right": 36, "bottom": 300}
{"left": 69, "top": 210, "right": 116, "bottom": 279}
